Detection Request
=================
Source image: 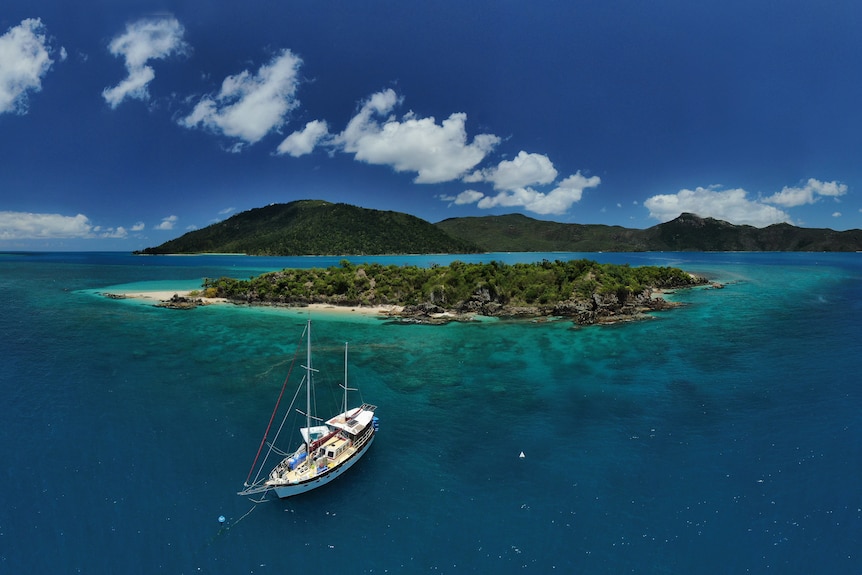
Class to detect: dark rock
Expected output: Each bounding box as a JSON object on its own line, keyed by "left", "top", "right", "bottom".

{"left": 155, "top": 293, "right": 202, "bottom": 310}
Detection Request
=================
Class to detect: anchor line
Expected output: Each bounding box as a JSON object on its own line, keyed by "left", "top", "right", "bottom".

{"left": 231, "top": 502, "right": 262, "bottom": 527}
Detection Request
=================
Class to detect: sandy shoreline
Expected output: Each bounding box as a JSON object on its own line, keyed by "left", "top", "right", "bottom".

{"left": 105, "top": 289, "right": 404, "bottom": 317}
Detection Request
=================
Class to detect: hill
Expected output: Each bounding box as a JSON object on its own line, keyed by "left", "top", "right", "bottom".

{"left": 436, "top": 212, "right": 862, "bottom": 252}
{"left": 642, "top": 213, "right": 862, "bottom": 251}
{"left": 135, "top": 200, "right": 481, "bottom": 255}
{"left": 434, "top": 213, "right": 648, "bottom": 251}
{"left": 136, "top": 200, "right": 862, "bottom": 254}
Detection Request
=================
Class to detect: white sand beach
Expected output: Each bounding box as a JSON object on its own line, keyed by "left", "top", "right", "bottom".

{"left": 107, "top": 289, "right": 403, "bottom": 317}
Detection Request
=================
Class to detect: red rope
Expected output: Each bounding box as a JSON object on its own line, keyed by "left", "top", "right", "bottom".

{"left": 244, "top": 332, "right": 304, "bottom": 486}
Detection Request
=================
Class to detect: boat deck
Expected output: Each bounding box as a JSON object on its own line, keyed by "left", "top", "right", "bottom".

{"left": 271, "top": 431, "right": 358, "bottom": 485}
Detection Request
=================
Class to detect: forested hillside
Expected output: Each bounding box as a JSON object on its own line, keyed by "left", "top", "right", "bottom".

{"left": 436, "top": 212, "right": 862, "bottom": 252}
{"left": 136, "top": 199, "right": 862, "bottom": 255}
{"left": 136, "top": 200, "right": 480, "bottom": 255}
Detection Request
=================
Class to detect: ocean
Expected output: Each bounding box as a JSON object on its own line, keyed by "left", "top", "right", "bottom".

{"left": 1, "top": 251, "right": 860, "bottom": 574}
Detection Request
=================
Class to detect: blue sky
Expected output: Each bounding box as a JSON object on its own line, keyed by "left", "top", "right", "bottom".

{"left": 2, "top": 1, "right": 861, "bottom": 250}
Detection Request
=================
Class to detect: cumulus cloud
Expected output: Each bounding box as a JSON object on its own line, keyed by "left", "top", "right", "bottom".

{"left": 763, "top": 178, "right": 848, "bottom": 207}
{"left": 0, "top": 211, "right": 93, "bottom": 239}
{"left": 334, "top": 89, "right": 500, "bottom": 183}
{"left": 0, "top": 211, "right": 140, "bottom": 241}
{"left": 180, "top": 49, "right": 302, "bottom": 148}
{"left": 644, "top": 186, "right": 792, "bottom": 227}
{"left": 277, "top": 119, "right": 330, "bottom": 157}
{"left": 446, "top": 190, "right": 485, "bottom": 205}
{"left": 103, "top": 16, "right": 188, "bottom": 109}
{"left": 469, "top": 172, "right": 601, "bottom": 215}
{"left": 155, "top": 215, "right": 178, "bottom": 230}
{"left": 95, "top": 226, "right": 128, "bottom": 238}
{"left": 446, "top": 146, "right": 599, "bottom": 216}
{"left": 131, "top": 221, "right": 146, "bottom": 231}
{"left": 465, "top": 151, "right": 558, "bottom": 191}
{"left": 0, "top": 19, "right": 57, "bottom": 114}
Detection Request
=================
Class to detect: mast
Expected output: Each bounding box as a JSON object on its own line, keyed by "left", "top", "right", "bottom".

{"left": 305, "top": 319, "right": 312, "bottom": 454}
{"left": 343, "top": 342, "right": 349, "bottom": 415}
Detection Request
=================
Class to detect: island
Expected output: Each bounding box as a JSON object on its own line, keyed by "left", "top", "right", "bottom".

{"left": 189, "top": 259, "right": 712, "bottom": 325}
{"left": 134, "top": 200, "right": 862, "bottom": 254}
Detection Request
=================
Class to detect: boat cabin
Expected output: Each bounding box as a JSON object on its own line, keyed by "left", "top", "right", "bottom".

{"left": 318, "top": 436, "right": 349, "bottom": 460}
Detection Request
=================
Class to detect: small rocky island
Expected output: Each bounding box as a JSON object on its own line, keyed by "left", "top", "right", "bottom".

{"left": 201, "top": 259, "right": 712, "bottom": 325}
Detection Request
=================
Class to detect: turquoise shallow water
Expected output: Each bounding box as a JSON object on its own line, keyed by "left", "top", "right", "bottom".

{"left": 1, "top": 252, "right": 860, "bottom": 573}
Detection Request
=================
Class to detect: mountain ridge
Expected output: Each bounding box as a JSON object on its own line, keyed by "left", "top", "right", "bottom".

{"left": 135, "top": 200, "right": 480, "bottom": 255}
{"left": 136, "top": 200, "right": 862, "bottom": 254}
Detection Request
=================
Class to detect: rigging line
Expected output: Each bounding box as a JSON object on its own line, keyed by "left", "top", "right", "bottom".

{"left": 244, "top": 328, "right": 306, "bottom": 486}
{"left": 249, "top": 381, "right": 303, "bottom": 487}
{"left": 266, "top": 442, "right": 290, "bottom": 457}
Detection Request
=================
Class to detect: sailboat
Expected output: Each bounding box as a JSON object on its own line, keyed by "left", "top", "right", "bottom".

{"left": 239, "top": 319, "right": 378, "bottom": 499}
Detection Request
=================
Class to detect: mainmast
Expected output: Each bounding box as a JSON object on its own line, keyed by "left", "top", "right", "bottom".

{"left": 305, "top": 320, "right": 312, "bottom": 453}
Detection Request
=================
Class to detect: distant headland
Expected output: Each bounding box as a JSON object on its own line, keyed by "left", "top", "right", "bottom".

{"left": 133, "top": 200, "right": 862, "bottom": 255}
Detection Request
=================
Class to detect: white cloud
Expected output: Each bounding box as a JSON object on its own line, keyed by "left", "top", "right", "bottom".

{"left": 218, "top": 207, "right": 235, "bottom": 216}
{"left": 644, "top": 186, "right": 792, "bottom": 227}
{"left": 131, "top": 221, "right": 145, "bottom": 231}
{"left": 334, "top": 89, "right": 500, "bottom": 183}
{"left": 0, "top": 19, "right": 56, "bottom": 114}
{"left": 448, "top": 190, "right": 485, "bottom": 205}
{"left": 0, "top": 211, "right": 93, "bottom": 239}
{"left": 832, "top": 212, "right": 842, "bottom": 218}
{"left": 763, "top": 178, "right": 848, "bottom": 207}
{"left": 95, "top": 226, "right": 128, "bottom": 238}
{"left": 0, "top": 211, "right": 139, "bottom": 241}
{"left": 277, "top": 119, "right": 330, "bottom": 157}
{"left": 474, "top": 172, "right": 601, "bottom": 215}
{"left": 180, "top": 49, "right": 302, "bottom": 147}
{"left": 466, "top": 151, "right": 558, "bottom": 191}
{"left": 155, "top": 215, "right": 178, "bottom": 230}
{"left": 103, "top": 16, "right": 188, "bottom": 109}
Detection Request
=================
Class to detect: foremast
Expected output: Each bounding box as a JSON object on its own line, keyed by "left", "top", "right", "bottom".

{"left": 341, "top": 341, "right": 357, "bottom": 417}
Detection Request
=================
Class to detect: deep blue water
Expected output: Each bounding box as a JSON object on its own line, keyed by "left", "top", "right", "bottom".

{"left": 1, "top": 252, "right": 860, "bottom": 574}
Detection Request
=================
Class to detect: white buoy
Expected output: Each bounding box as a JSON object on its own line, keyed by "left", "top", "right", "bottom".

{"left": 218, "top": 515, "right": 226, "bottom": 524}
{"left": 519, "top": 451, "right": 525, "bottom": 459}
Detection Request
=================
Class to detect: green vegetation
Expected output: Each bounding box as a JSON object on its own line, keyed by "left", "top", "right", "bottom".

{"left": 203, "top": 258, "right": 704, "bottom": 312}
{"left": 435, "top": 213, "right": 649, "bottom": 252}
{"left": 136, "top": 200, "right": 862, "bottom": 255}
{"left": 437, "top": 212, "right": 862, "bottom": 252}
{"left": 135, "top": 200, "right": 480, "bottom": 255}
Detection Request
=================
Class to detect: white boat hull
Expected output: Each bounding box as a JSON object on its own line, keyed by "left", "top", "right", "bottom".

{"left": 272, "top": 430, "right": 376, "bottom": 498}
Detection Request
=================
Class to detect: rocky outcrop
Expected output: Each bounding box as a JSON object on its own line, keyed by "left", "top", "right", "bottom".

{"left": 155, "top": 294, "right": 204, "bottom": 310}
{"left": 390, "top": 285, "right": 708, "bottom": 326}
